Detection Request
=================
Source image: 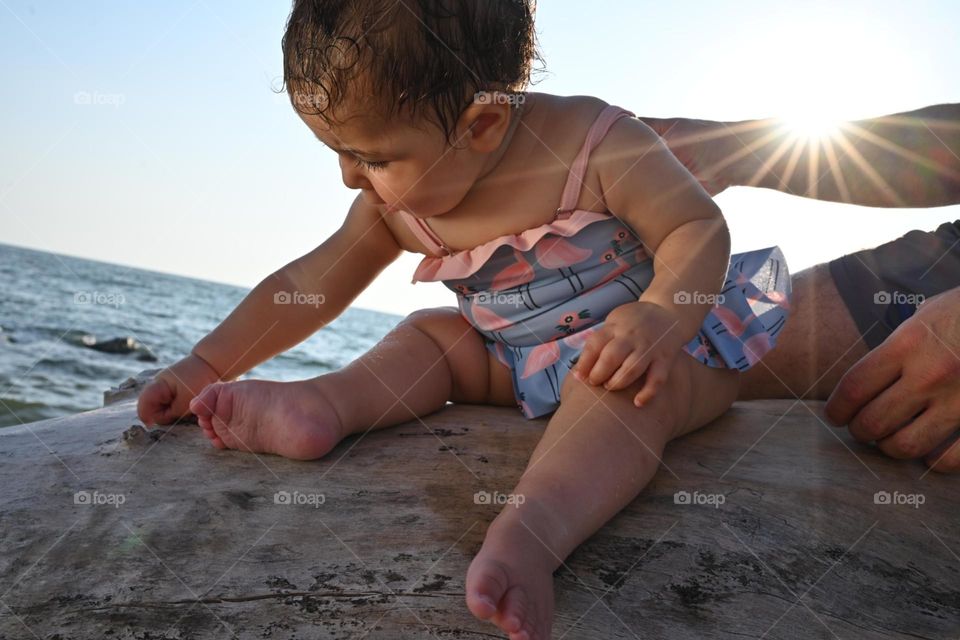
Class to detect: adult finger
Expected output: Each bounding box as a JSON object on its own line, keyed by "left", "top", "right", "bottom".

{"left": 923, "top": 432, "right": 960, "bottom": 473}
{"left": 877, "top": 407, "right": 957, "bottom": 460}
{"left": 847, "top": 380, "right": 927, "bottom": 442}
{"left": 824, "top": 342, "right": 902, "bottom": 427}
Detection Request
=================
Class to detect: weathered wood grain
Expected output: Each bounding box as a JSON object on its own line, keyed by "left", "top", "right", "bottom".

{"left": 0, "top": 398, "right": 957, "bottom": 639}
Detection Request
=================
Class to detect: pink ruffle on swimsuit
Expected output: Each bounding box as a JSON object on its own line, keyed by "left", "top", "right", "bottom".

{"left": 399, "top": 105, "right": 792, "bottom": 419}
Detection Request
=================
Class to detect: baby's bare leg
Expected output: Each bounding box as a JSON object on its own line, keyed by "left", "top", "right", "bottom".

{"left": 321, "top": 306, "right": 516, "bottom": 434}
{"left": 465, "top": 355, "right": 740, "bottom": 640}
{"left": 192, "top": 306, "right": 516, "bottom": 459}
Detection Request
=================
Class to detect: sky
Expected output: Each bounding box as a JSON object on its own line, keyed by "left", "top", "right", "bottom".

{"left": 1, "top": 0, "right": 958, "bottom": 316}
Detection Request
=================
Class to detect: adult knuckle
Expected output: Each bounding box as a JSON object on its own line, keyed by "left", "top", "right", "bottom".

{"left": 836, "top": 377, "right": 869, "bottom": 406}
{"left": 854, "top": 413, "right": 886, "bottom": 440}
{"left": 882, "top": 432, "right": 924, "bottom": 459}
{"left": 909, "top": 357, "right": 959, "bottom": 391}
{"left": 892, "top": 318, "right": 927, "bottom": 349}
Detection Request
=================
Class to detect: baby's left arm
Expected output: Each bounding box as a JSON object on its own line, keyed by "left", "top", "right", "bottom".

{"left": 572, "top": 115, "right": 731, "bottom": 406}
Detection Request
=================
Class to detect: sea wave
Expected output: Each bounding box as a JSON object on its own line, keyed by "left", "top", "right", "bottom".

{"left": 0, "top": 243, "right": 402, "bottom": 428}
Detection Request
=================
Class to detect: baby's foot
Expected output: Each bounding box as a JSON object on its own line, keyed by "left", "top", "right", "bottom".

{"left": 189, "top": 379, "right": 343, "bottom": 460}
{"left": 465, "top": 516, "right": 558, "bottom": 640}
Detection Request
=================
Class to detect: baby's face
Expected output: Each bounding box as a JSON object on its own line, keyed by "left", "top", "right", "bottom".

{"left": 300, "top": 105, "right": 482, "bottom": 218}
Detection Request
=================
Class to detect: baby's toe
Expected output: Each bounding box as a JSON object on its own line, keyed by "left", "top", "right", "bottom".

{"left": 499, "top": 584, "right": 530, "bottom": 635}
{"left": 465, "top": 558, "right": 511, "bottom": 621}
{"left": 189, "top": 383, "right": 221, "bottom": 418}
{"left": 512, "top": 613, "right": 541, "bottom": 640}
{"left": 209, "top": 385, "right": 236, "bottom": 434}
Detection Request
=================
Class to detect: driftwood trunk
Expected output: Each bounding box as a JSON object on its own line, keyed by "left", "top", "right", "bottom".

{"left": 0, "top": 383, "right": 957, "bottom": 638}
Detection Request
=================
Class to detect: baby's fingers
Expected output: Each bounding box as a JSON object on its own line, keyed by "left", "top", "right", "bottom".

{"left": 583, "top": 339, "right": 632, "bottom": 386}
{"left": 633, "top": 356, "right": 672, "bottom": 407}
{"left": 604, "top": 351, "right": 652, "bottom": 391}
{"left": 137, "top": 379, "right": 173, "bottom": 426}
{"left": 572, "top": 330, "right": 609, "bottom": 382}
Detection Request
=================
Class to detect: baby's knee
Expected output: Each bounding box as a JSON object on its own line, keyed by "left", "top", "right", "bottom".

{"left": 558, "top": 353, "right": 741, "bottom": 441}
{"left": 559, "top": 355, "right": 701, "bottom": 434}
{"left": 401, "top": 306, "right": 462, "bottom": 330}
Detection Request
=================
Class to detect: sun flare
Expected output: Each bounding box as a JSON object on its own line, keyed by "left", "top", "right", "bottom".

{"left": 782, "top": 112, "right": 844, "bottom": 142}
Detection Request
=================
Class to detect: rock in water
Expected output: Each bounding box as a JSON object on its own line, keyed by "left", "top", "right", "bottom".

{"left": 82, "top": 336, "right": 158, "bottom": 362}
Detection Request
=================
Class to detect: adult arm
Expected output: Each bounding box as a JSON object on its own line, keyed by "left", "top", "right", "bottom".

{"left": 641, "top": 103, "right": 960, "bottom": 207}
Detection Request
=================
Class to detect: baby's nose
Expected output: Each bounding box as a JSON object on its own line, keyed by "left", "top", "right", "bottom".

{"left": 339, "top": 156, "right": 372, "bottom": 191}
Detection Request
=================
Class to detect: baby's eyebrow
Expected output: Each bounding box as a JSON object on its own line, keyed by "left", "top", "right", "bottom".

{"left": 313, "top": 132, "right": 380, "bottom": 158}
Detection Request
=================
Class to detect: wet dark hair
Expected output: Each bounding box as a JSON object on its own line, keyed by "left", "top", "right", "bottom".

{"left": 281, "top": 0, "right": 542, "bottom": 145}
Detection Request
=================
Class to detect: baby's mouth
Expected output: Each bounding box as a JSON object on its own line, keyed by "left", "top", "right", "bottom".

{"left": 364, "top": 189, "right": 386, "bottom": 205}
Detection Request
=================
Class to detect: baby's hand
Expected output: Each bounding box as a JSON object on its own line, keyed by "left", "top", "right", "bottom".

{"left": 571, "top": 301, "right": 685, "bottom": 407}
{"left": 137, "top": 354, "right": 222, "bottom": 426}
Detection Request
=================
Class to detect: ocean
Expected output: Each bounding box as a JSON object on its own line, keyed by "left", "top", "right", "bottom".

{"left": 0, "top": 243, "right": 403, "bottom": 427}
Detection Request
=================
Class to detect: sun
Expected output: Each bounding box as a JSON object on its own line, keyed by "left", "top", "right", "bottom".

{"left": 783, "top": 113, "right": 843, "bottom": 141}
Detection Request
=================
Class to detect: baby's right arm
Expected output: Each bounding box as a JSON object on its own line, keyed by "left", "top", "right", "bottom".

{"left": 137, "top": 195, "right": 403, "bottom": 425}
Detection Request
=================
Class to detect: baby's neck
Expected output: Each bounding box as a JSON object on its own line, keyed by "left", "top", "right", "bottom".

{"left": 471, "top": 93, "right": 539, "bottom": 190}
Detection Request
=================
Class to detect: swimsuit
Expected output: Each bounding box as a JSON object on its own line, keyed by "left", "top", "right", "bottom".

{"left": 829, "top": 220, "right": 960, "bottom": 349}
{"left": 399, "top": 105, "right": 792, "bottom": 419}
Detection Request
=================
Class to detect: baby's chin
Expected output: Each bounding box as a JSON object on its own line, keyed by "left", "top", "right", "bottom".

{"left": 371, "top": 189, "right": 470, "bottom": 218}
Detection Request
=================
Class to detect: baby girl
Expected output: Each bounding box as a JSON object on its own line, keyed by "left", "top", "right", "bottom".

{"left": 138, "top": 1, "right": 791, "bottom": 638}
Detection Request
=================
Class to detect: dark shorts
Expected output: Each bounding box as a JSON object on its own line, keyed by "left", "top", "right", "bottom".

{"left": 828, "top": 220, "right": 960, "bottom": 349}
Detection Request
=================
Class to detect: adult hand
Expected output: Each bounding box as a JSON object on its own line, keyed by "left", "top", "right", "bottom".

{"left": 824, "top": 287, "right": 960, "bottom": 471}
{"left": 638, "top": 117, "right": 739, "bottom": 197}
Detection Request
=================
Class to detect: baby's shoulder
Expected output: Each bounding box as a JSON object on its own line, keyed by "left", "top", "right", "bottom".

{"left": 529, "top": 93, "right": 653, "bottom": 154}
{"left": 528, "top": 93, "right": 609, "bottom": 136}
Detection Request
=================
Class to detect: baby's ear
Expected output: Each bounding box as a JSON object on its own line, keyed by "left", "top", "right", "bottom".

{"left": 458, "top": 96, "right": 513, "bottom": 152}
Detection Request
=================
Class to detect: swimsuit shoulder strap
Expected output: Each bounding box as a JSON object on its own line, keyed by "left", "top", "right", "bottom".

{"left": 396, "top": 209, "right": 449, "bottom": 257}
{"left": 556, "top": 104, "right": 636, "bottom": 215}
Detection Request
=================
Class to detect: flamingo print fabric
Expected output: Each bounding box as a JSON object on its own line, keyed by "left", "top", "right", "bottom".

{"left": 439, "top": 215, "right": 792, "bottom": 419}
